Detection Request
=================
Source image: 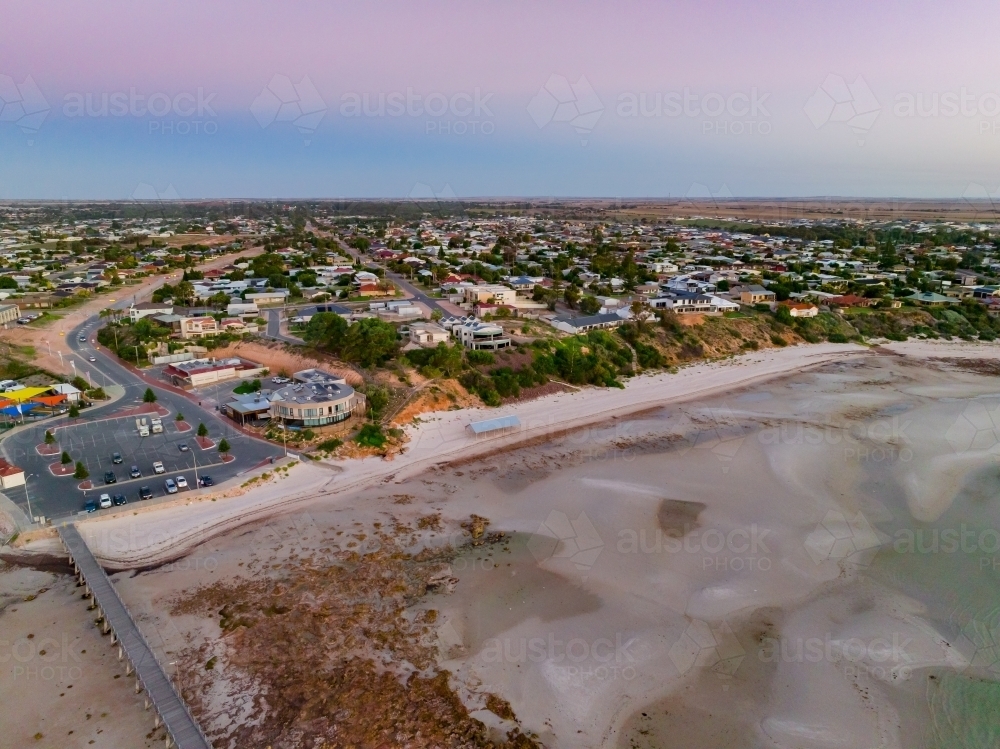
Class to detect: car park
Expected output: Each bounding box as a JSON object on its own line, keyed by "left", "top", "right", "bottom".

{"left": 178, "top": 443, "right": 189, "bottom": 452}
{"left": 176, "top": 475, "right": 188, "bottom": 489}
{"left": 164, "top": 478, "right": 177, "bottom": 494}
{"left": 153, "top": 461, "right": 165, "bottom": 474}
{"left": 104, "top": 470, "right": 117, "bottom": 484}
{"left": 98, "top": 493, "right": 112, "bottom": 509}
{"left": 199, "top": 475, "right": 214, "bottom": 487}
{"left": 84, "top": 499, "right": 97, "bottom": 513}
{"left": 139, "top": 485, "right": 152, "bottom": 500}
{"left": 112, "top": 452, "right": 123, "bottom": 464}
{"left": 130, "top": 465, "right": 141, "bottom": 478}
{"left": 112, "top": 494, "right": 126, "bottom": 506}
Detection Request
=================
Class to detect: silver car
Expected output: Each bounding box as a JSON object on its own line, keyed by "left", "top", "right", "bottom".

{"left": 164, "top": 478, "right": 178, "bottom": 494}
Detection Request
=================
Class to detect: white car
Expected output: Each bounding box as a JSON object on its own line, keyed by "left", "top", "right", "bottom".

{"left": 152, "top": 461, "right": 165, "bottom": 474}
{"left": 271, "top": 376, "right": 289, "bottom": 384}
{"left": 164, "top": 478, "right": 177, "bottom": 494}
{"left": 88, "top": 356, "right": 96, "bottom": 362}
{"left": 98, "top": 493, "right": 112, "bottom": 509}
{"left": 175, "top": 475, "right": 188, "bottom": 489}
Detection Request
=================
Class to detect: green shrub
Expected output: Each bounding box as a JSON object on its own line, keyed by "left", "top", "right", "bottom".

{"left": 317, "top": 438, "right": 342, "bottom": 452}
{"left": 466, "top": 350, "right": 495, "bottom": 366}
{"left": 355, "top": 423, "right": 387, "bottom": 448}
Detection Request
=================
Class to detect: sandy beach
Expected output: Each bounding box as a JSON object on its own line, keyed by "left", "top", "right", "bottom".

{"left": 9, "top": 338, "right": 1000, "bottom": 748}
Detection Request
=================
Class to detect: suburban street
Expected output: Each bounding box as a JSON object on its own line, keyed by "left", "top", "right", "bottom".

{"left": 1, "top": 306, "right": 280, "bottom": 522}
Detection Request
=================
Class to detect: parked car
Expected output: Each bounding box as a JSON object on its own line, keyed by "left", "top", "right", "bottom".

{"left": 164, "top": 478, "right": 177, "bottom": 494}
{"left": 178, "top": 443, "right": 189, "bottom": 452}
{"left": 84, "top": 499, "right": 97, "bottom": 513}
{"left": 112, "top": 494, "right": 127, "bottom": 506}
{"left": 129, "top": 465, "right": 141, "bottom": 479}
{"left": 175, "top": 475, "right": 188, "bottom": 489}
{"left": 104, "top": 471, "right": 117, "bottom": 484}
{"left": 271, "top": 376, "right": 290, "bottom": 384}
{"left": 98, "top": 493, "right": 112, "bottom": 509}
{"left": 138, "top": 485, "right": 152, "bottom": 500}
{"left": 112, "top": 452, "right": 123, "bottom": 464}
{"left": 198, "top": 475, "right": 214, "bottom": 487}
{"left": 152, "top": 461, "right": 165, "bottom": 474}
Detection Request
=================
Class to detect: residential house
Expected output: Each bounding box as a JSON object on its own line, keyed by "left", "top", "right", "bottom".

{"left": 128, "top": 301, "right": 173, "bottom": 322}
{"left": 550, "top": 313, "right": 627, "bottom": 334}
{"left": 163, "top": 357, "right": 267, "bottom": 388}
{"left": 779, "top": 301, "right": 819, "bottom": 318}
{"left": 0, "top": 304, "right": 19, "bottom": 326}
{"left": 452, "top": 319, "right": 511, "bottom": 350}
{"left": 463, "top": 284, "right": 517, "bottom": 306}
{"left": 408, "top": 322, "right": 451, "bottom": 347}
{"left": 737, "top": 285, "right": 776, "bottom": 305}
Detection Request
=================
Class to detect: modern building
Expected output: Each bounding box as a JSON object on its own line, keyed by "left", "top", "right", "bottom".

{"left": 177, "top": 316, "right": 220, "bottom": 339}
{"left": 649, "top": 291, "right": 720, "bottom": 315}
{"left": 270, "top": 369, "right": 366, "bottom": 428}
{"left": 452, "top": 319, "right": 511, "bottom": 350}
{"left": 163, "top": 357, "right": 267, "bottom": 388}
{"left": 463, "top": 284, "right": 517, "bottom": 306}
{"left": 222, "top": 391, "right": 273, "bottom": 424}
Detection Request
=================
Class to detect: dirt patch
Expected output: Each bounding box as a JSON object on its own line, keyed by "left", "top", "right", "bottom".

{"left": 392, "top": 380, "right": 479, "bottom": 425}
{"left": 196, "top": 435, "right": 215, "bottom": 449}
{"left": 175, "top": 420, "right": 192, "bottom": 433}
{"left": 210, "top": 339, "right": 364, "bottom": 386}
{"left": 36, "top": 443, "right": 59, "bottom": 456}
{"left": 657, "top": 498, "right": 707, "bottom": 536}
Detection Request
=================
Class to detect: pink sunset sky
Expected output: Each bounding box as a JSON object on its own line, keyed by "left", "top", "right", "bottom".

{"left": 2, "top": 0, "right": 999, "bottom": 198}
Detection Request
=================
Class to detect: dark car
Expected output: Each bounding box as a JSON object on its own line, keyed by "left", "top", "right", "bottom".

{"left": 138, "top": 485, "right": 152, "bottom": 500}
{"left": 178, "top": 443, "right": 189, "bottom": 452}
{"left": 129, "top": 465, "right": 141, "bottom": 479}
{"left": 112, "top": 452, "right": 123, "bottom": 464}
{"left": 104, "top": 470, "right": 117, "bottom": 484}
{"left": 84, "top": 499, "right": 97, "bottom": 513}
{"left": 112, "top": 494, "right": 127, "bottom": 506}
{"left": 198, "top": 475, "right": 214, "bottom": 487}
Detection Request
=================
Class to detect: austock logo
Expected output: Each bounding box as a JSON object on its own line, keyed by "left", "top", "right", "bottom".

{"left": 0, "top": 74, "right": 49, "bottom": 142}
{"left": 251, "top": 74, "right": 327, "bottom": 144}
{"left": 668, "top": 618, "right": 745, "bottom": 678}
{"left": 527, "top": 509, "right": 604, "bottom": 575}
{"left": 527, "top": 74, "right": 604, "bottom": 145}
{"left": 804, "top": 74, "right": 880, "bottom": 144}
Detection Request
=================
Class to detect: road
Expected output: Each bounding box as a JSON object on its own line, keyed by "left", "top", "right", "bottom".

{"left": 1, "top": 308, "right": 279, "bottom": 521}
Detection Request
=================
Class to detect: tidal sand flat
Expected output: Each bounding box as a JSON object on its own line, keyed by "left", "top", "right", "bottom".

{"left": 106, "top": 349, "right": 1000, "bottom": 748}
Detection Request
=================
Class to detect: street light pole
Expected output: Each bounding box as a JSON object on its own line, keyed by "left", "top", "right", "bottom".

{"left": 24, "top": 475, "right": 34, "bottom": 524}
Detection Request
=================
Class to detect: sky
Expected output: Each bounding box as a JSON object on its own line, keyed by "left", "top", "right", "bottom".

{"left": 2, "top": 0, "right": 1000, "bottom": 200}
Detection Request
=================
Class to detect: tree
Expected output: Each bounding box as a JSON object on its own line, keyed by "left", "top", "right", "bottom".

{"left": 218, "top": 438, "right": 231, "bottom": 456}
{"left": 363, "top": 384, "right": 390, "bottom": 420}
{"left": 143, "top": 388, "right": 157, "bottom": 403}
{"left": 175, "top": 412, "right": 184, "bottom": 421}
{"left": 340, "top": 318, "right": 399, "bottom": 368}
{"left": 44, "top": 430, "right": 55, "bottom": 444}
{"left": 61, "top": 451, "right": 71, "bottom": 465}
{"left": 71, "top": 376, "right": 89, "bottom": 391}
{"left": 197, "top": 422, "right": 208, "bottom": 437}
{"left": 73, "top": 461, "right": 89, "bottom": 479}
{"left": 68, "top": 404, "right": 80, "bottom": 418}
{"left": 580, "top": 295, "right": 602, "bottom": 315}
{"left": 630, "top": 300, "right": 652, "bottom": 334}
{"left": 303, "top": 312, "right": 348, "bottom": 349}
{"left": 564, "top": 285, "right": 580, "bottom": 309}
